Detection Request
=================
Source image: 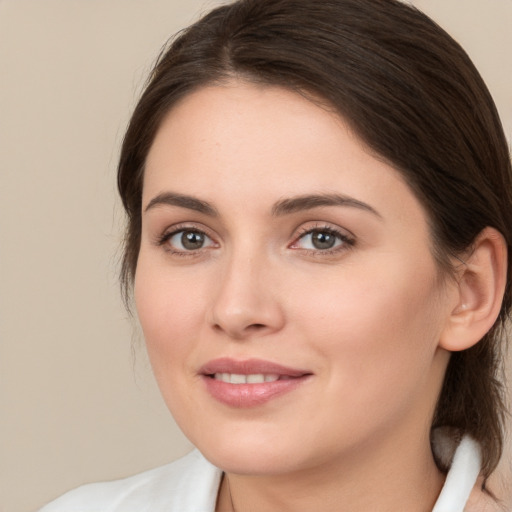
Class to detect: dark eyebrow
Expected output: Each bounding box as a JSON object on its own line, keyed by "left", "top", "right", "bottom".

{"left": 144, "top": 192, "right": 218, "bottom": 216}
{"left": 271, "top": 193, "right": 381, "bottom": 218}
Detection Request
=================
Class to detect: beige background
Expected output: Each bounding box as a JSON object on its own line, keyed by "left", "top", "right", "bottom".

{"left": 0, "top": 1, "right": 510, "bottom": 511}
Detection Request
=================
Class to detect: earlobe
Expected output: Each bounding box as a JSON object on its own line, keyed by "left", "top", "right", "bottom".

{"left": 439, "top": 227, "right": 507, "bottom": 352}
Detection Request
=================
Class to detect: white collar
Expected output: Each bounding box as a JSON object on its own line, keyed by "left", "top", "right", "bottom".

{"left": 433, "top": 435, "right": 481, "bottom": 511}
{"left": 39, "top": 435, "right": 482, "bottom": 511}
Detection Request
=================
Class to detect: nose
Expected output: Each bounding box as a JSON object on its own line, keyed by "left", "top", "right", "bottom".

{"left": 208, "top": 252, "right": 285, "bottom": 340}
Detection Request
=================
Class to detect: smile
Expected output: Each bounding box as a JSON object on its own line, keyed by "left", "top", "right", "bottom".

{"left": 200, "top": 358, "right": 312, "bottom": 408}
{"left": 213, "top": 373, "right": 283, "bottom": 384}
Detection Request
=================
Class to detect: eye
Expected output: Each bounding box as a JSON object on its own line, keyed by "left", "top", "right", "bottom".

{"left": 291, "top": 227, "right": 354, "bottom": 252}
{"left": 162, "top": 229, "right": 216, "bottom": 252}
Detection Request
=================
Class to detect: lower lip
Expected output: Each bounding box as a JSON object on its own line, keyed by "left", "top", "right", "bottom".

{"left": 202, "top": 375, "right": 310, "bottom": 408}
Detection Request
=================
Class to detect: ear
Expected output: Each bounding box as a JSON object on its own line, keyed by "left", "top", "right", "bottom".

{"left": 439, "top": 227, "right": 507, "bottom": 352}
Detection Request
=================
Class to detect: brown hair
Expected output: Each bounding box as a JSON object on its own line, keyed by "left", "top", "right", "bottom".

{"left": 118, "top": 0, "right": 512, "bottom": 480}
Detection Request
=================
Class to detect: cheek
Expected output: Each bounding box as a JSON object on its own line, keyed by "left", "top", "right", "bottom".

{"left": 134, "top": 264, "right": 210, "bottom": 429}
{"left": 134, "top": 259, "right": 206, "bottom": 371}
{"left": 292, "top": 259, "right": 445, "bottom": 399}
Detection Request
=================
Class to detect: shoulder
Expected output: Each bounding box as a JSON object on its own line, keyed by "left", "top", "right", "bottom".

{"left": 37, "top": 450, "right": 223, "bottom": 512}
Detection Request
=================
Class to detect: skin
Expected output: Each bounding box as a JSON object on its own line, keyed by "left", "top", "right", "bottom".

{"left": 135, "top": 82, "right": 464, "bottom": 511}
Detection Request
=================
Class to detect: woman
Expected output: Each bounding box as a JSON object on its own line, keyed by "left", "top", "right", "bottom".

{"left": 40, "top": 0, "right": 511, "bottom": 510}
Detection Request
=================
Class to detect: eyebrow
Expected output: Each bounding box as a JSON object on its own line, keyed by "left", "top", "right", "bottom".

{"left": 144, "top": 192, "right": 218, "bottom": 216}
{"left": 271, "top": 193, "right": 382, "bottom": 218}
{"left": 144, "top": 191, "right": 381, "bottom": 219}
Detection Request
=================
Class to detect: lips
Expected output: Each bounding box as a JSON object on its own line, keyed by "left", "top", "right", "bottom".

{"left": 199, "top": 358, "right": 312, "bottom": 408}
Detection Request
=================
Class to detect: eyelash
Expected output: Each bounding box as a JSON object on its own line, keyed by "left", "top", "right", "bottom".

{"left": 155, "top": 223, "right": 355, "bottom": 257}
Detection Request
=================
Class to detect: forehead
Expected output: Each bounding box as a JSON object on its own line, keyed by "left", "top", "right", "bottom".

{"left": 145, "top": 82, "right": 351, "bottom": 182}
{"left": 143, "top": 83, "right": 426, "bottom": 226}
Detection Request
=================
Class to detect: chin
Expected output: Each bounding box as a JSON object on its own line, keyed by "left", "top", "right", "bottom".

{"left": 204, "top": 447, "right": 300, "bottom": 476}
{"left": 190, "top": 427, "right": 306, "bottom": 475}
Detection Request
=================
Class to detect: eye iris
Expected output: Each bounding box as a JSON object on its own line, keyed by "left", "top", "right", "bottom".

{"left": 181, "top": 231, "right": 204, "bottom": 250}
{"left": 312, "top": 231, "right": 336, "bottom": 249}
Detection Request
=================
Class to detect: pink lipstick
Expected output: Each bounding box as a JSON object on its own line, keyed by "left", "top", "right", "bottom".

{"left": 199, "top": 358, "right": 312, "bottom": 408}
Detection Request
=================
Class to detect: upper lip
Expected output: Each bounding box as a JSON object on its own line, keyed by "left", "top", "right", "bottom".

{"left": 199, "top": 358, "right": 311, "bottom": 377}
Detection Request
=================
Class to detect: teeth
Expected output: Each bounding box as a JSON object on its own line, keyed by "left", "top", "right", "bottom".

{"left": 213, "top": 373, "right": 280, "bottom": 384}
{"left": 230, "top": 373, "right": 246, "bottom": 384}
{"left": 246, "top": 374, "right": 264, "bottom": 384}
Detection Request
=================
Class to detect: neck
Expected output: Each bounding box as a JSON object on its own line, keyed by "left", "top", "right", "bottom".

{"left": 216, "top": 432, "right": 445, "bottom": 512}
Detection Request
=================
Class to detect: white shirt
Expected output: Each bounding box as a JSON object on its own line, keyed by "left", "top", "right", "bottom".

{"left": 38, "top": 436, "right": 481, "bottom": 512}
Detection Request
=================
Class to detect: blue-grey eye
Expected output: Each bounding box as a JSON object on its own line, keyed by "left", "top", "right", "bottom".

{"left": 311, "top": 231, "right": 337, "bottom": 249}
{"left": 169, "top": 230, "right": 214, "bottom": 251}
{"left": 297, "top": 229, "right": 344, "bottom": 250}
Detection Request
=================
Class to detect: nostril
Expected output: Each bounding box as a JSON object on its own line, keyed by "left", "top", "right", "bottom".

{"left": 247, "top": 323, "right": 266, "bottom": 331}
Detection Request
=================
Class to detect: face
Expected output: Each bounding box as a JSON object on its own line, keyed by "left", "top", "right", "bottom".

{"left": 135, "top": 83, "right": 455, "bottom": 476}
